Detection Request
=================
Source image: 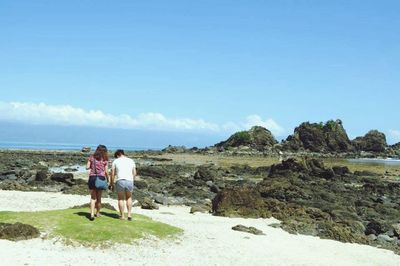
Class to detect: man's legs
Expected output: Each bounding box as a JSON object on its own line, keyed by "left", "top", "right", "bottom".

{"left": 118, "top": 191, "right": 126, "bottom": 219}
{"left": 126, "top": 191, "right": 132, "bottom": 219}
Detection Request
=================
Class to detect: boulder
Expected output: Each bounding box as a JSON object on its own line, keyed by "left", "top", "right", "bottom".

{"left": 352, "top": 130, "right": 387, "bottom": 153}
{"left": 190, "top": 204, "right": 211, "bottom": 214}
{"left": 194, "top": 165, "right": 220, "bottom": 182}
{"left": 140, "top": 198, "right": 159, "bottom": 210}
{"left": 215, "top": 126, "right": 277, "bottom": 151}
{"left": 81, "top": 147, "right": 91, "bottom": 153}
{"left": 232, "top": 225, "right": 265, "bottom": 235}
{"left": 0, "top": 223, "right": 40, "bottom": 241}
{"left": 365, "top": 221, "right": 385, "bottom": 235}
{"left": 50, "top": 173, "right": 74, "bottom": 186}
{"left": 35, "top": 170, "right": 48, "bottom": 181}
{"left": 154, "top": 195, "right": 168, "bottom": 205}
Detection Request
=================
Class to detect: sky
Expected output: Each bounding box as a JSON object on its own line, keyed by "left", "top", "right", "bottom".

{"left": 0, "top": 0, "right": 399, "bottom": 147}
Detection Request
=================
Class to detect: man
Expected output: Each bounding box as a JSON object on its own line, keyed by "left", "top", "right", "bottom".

{"left": 111, "top": 149, "right": 137, "bottom": 220}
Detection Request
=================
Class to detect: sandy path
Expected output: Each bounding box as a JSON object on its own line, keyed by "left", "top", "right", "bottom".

{"left": 0, "top": 190, "right": 398, "bottom": 266}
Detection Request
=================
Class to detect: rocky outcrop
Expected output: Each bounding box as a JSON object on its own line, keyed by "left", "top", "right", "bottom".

{"left": 215, "top": 126, "right": 278, "bottom": 151}
{"left": 212, "top": 158, "right": 400, "bottom": 253}
{"left": 282, "top": 120, "right": 353, "bottom": 153}
{"left": 352, "top": 130, "right": 388, "bottom": 153}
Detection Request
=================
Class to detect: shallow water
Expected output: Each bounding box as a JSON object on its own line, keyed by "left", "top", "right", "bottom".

{"left": 347, "top": 158, "right": 400, "bottom": 166}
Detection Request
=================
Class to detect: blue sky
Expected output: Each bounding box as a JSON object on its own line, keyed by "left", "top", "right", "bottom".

{"left": 0, "top": 1, "right": 399, "bottom": 146}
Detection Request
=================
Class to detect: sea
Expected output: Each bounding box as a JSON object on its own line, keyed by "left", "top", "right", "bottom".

{"left": 347, "top": 158, "right": 400, "bottom": 166}
{"left": 0, "top": 141, "right": 153, "bottom": 151}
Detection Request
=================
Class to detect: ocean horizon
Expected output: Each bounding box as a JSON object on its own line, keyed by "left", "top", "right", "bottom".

{"left": 0, "top": 141, "right": 157, "bottom": 151}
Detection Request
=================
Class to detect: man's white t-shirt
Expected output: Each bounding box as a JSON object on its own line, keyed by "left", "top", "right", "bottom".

{"left": 112, "top": 156, "right": 136, "bottom": 182}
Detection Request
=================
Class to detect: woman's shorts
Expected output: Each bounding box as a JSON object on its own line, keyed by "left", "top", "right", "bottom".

{"left": 116, "top": 179, "right": 134, "bottom": 193}
{"left": 88, "top": 175, "right": 106, "bottom": 190}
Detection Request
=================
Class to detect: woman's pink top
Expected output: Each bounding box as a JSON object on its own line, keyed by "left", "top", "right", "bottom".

{"left": 88, "top": 156, "right": 108, "bottom": 177}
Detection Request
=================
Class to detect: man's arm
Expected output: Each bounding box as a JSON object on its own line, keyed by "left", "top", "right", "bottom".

{"left": 111, "top": 164, "right": 116, "bottom": 188}
{"left": 132, "top": 163, "right": 137, "bottom": 178}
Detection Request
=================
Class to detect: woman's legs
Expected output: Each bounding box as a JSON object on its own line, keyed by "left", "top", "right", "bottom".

{"left": 90, "top": 189, "right": 97, "bottom": 219}
{"left": 95, "top": 190, "right": 103, "bottom": 216}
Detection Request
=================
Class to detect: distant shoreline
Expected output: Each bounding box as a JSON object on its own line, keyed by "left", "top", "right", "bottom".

{"left": 0, "top": 141, "right": 158, "bottom": 152}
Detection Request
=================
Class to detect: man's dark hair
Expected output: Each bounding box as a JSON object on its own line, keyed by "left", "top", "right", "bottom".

{"left": 114, "top": 149, "right": 125, "bottom": 158}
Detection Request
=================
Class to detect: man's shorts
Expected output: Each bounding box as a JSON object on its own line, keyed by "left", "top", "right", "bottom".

{"left": 116, "top": 179, "right": 134, "bottom": 193}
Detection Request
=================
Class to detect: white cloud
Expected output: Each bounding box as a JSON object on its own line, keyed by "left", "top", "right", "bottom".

{"left": 244, "top": 115, "right": 286, "bottom": 136}
{"left": 0, "top": 101, "right": 284, "bottom": 136}
{"left": 389, "top": 129, "right": 400, "bottom": 143}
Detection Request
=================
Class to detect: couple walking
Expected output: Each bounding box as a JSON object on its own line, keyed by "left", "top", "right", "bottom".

{"left": 86, "top": 145, "right": 136, "bottom": 221}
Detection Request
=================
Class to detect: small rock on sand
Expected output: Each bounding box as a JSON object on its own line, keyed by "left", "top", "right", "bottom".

{"left": 232, "top": 225, "right": 265, "bottom": 235}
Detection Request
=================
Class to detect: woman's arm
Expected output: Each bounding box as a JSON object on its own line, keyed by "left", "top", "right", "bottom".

{"left": 105, "top": 162, "right": 109, "bottom": 181}
{"left": 86, "top": 159, "right": 91, "bottom": 170}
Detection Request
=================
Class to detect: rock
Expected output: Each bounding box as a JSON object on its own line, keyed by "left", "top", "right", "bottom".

{"left": 367, "top": 234, "right": 377, "bottom": 241}
{"left": 269, "top": 223, "right": 282, "bottom": 228}
{"left": 64, "top": 167, "right": 78, "bottom": 172}
{"left": 140, "top": 198, "right": 159, "bottom": 210}
{"left": 139, "top": 166, "right": 167, "bottom": 179}
{"left": 154, "top": 196, "right": 168, "bottom": 205}
{"left": 134, "top": 179, "right": 148, "bottom": 189}
{"left": 232, "top": 225, "right": 265, "bottom": 235}
{"left": 81, "top": 147, "right": 91, "bottom": 153}
{"left": 268, "top": 158, "right": 336, "bottom": 180}
{"left": 162, "top": 145, "right": 187, "bottom": 153}
{"left": 194, "top": 165, "right": 220, "bottom": 182}
{"left": 50, "top": 173, "right": 74, "bottom": 186}
{"left": 206, "top": 181, "right": 214, "bottom": 187}
{"left": 5, "top": 174, "right": 17, "bottom": 181}
{"left": 212, "top": 187, "right": 272, "bottom": 218}
{"left": 365, "top": 221, "right": 385, "bottom": 236}
{"left": 353, "top": 130, "right": 387, "bottom": 153}
{"left": 332, "top": 166, "right": 351, "bottom": 176}
{"left": 391, "top": 224, "right": 400, "bottom": 237}
{"left": 190, "top": 204, "right": 211, "bottom": 214}
{"left": 0, "top": 223, "right": 40, "bottom": 241}
{"left": 210, "top": 184, "right": 220, "bottom": 193}
{"left": 282, "top": 120, "right": 353, "bottom": 152}
{"left": 35, "top": 170, "right": 48, "bottom": 181}
{"left": 215, "top": 126, "right": 278, "bottom": 151}
{"left": 377, "top": 234, "right": 394, "bottom": 243}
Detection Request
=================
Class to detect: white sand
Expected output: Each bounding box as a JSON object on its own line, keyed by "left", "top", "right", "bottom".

{"left": 0, "top": 190, "right": 399, "bottom": 266}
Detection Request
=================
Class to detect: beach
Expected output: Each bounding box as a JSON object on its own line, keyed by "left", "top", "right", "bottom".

{"left": 0, "top": 190, "right": 399, "bottom": 266}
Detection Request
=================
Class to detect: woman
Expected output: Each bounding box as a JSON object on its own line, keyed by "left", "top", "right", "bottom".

{"left": 86, "top": 145, "right": 109, "bottom": 221}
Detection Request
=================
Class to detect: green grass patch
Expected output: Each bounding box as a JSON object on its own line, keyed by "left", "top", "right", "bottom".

{"left": 0, "top": 208, "right": 182, "bottom": 246}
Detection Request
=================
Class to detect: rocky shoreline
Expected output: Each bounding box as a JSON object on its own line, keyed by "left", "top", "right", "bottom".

{"left": 0, "top": 120, "right": 399, "bottom": 255}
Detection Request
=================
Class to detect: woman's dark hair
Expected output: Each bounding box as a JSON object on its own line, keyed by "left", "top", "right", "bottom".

{"left": 93, "top": 145, "right": 108, "bottom": 161}
{"left": 114, "top": 149, "right": 125, "bottom": 158}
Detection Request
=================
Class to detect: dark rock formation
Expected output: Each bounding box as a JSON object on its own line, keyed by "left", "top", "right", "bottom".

{"left": 215, "top": 126, "right": 278, "bottom": 151}
{"left": 212, "top": 158, "right": 400, "bottom": 253}
{"left": 353, "top": 130, "right": 388, "bottom": 153}
{"left": 0, "top": 223, "right": 40, "bottom": 241}
{"left": 282, "top": 120, "right": 353, "bottom": 152}
{"left": 50, "top": 173, "right": 75, "bottom": 186}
